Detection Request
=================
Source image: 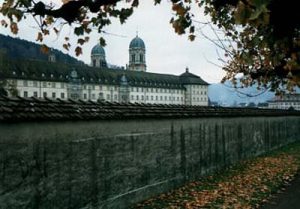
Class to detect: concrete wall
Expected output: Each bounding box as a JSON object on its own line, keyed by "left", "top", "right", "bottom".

{"left": 0, "top": 116, "right": 299, "bottom": 209}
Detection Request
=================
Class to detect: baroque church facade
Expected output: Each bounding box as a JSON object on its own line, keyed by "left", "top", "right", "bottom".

{"left": 2, "top": 36, "right": 209, "bottom": 106}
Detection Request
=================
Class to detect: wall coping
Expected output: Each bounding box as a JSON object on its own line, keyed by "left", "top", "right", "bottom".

{"left": 0, "top": 96, "right": 299, "bottom": 122}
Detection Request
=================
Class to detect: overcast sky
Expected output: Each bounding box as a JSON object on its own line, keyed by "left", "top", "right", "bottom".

{"left": 0, "top": 0, "right": 226, "bottom": 84}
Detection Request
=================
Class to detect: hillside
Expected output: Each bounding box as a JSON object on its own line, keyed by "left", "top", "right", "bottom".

{"left": 0, "top": 34, "right": 84, "bottom": 65}
{"left": 208, "top": 83, "right": 275, "bottom": 106}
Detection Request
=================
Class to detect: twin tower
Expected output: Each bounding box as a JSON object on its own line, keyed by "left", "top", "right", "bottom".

{"left": 91, "top": 35, "right": 146, "bottom": 72}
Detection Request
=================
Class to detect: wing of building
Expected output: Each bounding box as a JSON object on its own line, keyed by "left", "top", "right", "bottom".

{"left": 0, "top": 35, "right": 209, "bottom": 106}
{"left": 268, "top": 94, "right": 300, "bottom": 110}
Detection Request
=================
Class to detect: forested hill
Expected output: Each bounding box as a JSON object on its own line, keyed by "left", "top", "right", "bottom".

{"left": 0, "top": 34, "right": 84, "bottom": 65}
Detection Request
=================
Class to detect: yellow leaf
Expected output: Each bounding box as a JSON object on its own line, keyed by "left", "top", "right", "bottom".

{"left": 36, "top": 32, "right": 43, "bottom": 42}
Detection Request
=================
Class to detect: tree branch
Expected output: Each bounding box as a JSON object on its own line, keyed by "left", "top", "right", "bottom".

{"left": 31, "top": 0, "right": 121, "bottom": 23}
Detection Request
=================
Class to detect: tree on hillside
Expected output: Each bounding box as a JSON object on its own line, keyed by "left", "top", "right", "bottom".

{"left": 1, "top": 0, "right": 299, "bottom": 93}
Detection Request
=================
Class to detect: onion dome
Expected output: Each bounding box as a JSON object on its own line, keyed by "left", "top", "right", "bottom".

{"left": 91, "top": 43, "right": 105, "bottom": 56}
{"left": 129, "top": 36, "right": 145, "bottom": 49}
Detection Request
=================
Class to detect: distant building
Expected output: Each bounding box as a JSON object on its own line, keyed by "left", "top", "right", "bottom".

{"left": 2, "top": 35, "right": 209, "bottom": 106}
{"left": 268, "top": 94, "right": 300, "bottom": 110}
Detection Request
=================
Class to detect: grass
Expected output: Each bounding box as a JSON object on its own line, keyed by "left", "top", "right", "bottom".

{"left": 133, "top": 141, "right": 300, "bottom": 209}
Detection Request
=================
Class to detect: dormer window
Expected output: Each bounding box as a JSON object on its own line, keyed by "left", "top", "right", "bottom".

{"left": 42, "top": 73, "right": 45, "bottom": 77}
{"left": 21, "top": 72, "right": 25, "bottom": 76}
{"left": 51, "top": 74, "right": 54, "bottom": 78}
{"left": 12, "top": 71, "right": 16, "bottom": 75}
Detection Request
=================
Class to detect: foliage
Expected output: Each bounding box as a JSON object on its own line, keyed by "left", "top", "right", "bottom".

{"left": 133, "top": 142, "right": 300, "bottom": 209}
{"left": 0, "top": 0, "right": 300, "bottom": 92}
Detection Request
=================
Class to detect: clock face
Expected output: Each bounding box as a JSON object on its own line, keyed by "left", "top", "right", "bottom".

{"left": 71, "top": 70, "right": 78, "bottom": 78}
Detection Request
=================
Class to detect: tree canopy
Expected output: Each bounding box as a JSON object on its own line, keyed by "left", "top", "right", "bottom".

{"left": 1, "top": 0, "right": 300, "bottom": 93}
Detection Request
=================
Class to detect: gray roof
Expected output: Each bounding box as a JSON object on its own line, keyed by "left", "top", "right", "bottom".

{"left": 0, "top": 96, "right": 298, "bottom": 122}
{"left": 179, "top": 69, "right": 209, "bottom": 85}
{"left": 1, "top": 58, "right": 208, "bottom": 88}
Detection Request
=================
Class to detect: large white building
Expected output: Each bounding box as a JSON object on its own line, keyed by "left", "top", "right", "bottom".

{"left": 268, "top": 94, "right": 300, "bottom": 110}
{"left": 1, "top": 36, "right": 209, "bottom": 106}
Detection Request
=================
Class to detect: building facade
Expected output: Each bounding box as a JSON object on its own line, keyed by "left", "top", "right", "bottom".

{"left": 268, "top": 94, "right": 300, "bottom": 110}
{"left": 2, "top": 36, "right": 209, "bottom": 106}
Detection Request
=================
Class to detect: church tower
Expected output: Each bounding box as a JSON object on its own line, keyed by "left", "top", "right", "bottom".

{"left": 91, "top": 43, "right": 107, "bottom": 68}
{"left": 129, "top": 35, "right": 146, "bottom": 72}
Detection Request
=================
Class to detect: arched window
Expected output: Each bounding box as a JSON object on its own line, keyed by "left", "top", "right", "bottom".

{"left": 132, "top": 54, "right": 135, "bottom": 62}
{"left": 140, "top": 54, "right": 143, "bottom": 62}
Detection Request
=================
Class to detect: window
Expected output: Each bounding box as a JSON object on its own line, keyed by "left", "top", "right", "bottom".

{"left": 140, "top": 54, "right": 143, "bottom": 62}
{"left": 136, "top": 95, "right": 139, "bottom": 100}
{"left": 52, "top": 92, "right": 56, "bottom": 98}
{"left": 61, "top": 93, "right": 65, "bottom": 99}
{"left": 151, "top": 96, "right": 153, "bottom": 100}
{"left": 131, "top": 54, "right": 135, "bottom": 62}
{"left": 43, "top": 82, "right": 47, "bottom": 88}
{"left": 93, "top": 59, "right": 96, "bottom": 67}
{"left": 24, "top": 91, "right": 28, "bottom": 97}
{"left": 165, "top": 96, "right": 167, "bottom": 100}
{"left": 160, "top": 96, "right": 163, "bottom": 101}
{"left": 146, "top": 96, "right": 149, "bottom": 100}
{"left": 92, "top": 94, "right": 95, "bottom": 99}
{"left": 131, "top": 95, "right": 134, "bottom": 100}
{"left": 61, "top": 83, "right": 65, "bottom": 88}
{"left": 156, "top": 96, "right": 158, "bottom": 100}
{"left": 107, "top": 94, "right": 110, "bottom": 100}
{"left": 99, "top": 92, "right": 103, "bottom": 99}
{"left": 84, "top": 94, "right": 87, "bottom": 99}
{"left": 141, "top": 95, "right": 144, "bottom": 100}
{"left": 99, "top": 85, "right": 102, "bottom": 90}
{"left": 33, "top": 91, "right": 38, "bottom": 97}
{"left": 33, "top": 81, "right": 38, "bottom": 87}
{"left": 43, "top": 92, "right": 47, "bottom": 98}
{"left": 52, "top": 82, "right": 56, "bottom": 88}
{"left": 136, "top": 87, "right": 139, "bottom": 92}
{"left": 114, "top": 94, "right": 118, "bottom": 100}
{"left": 23, "top": 80, "right": 28, "bottom": 87}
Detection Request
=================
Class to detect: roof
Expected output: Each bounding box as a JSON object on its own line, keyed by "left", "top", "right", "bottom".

{"left": 91, "top": 43, "right": 105, "bottom": 56}
{"left": 179, "top": 68, "right": 209, "bottom": 85}
{"left": 0, "top": 96, "right": 299, "bottom": 122}
{"left": 0, "top": 58, "right": 201, "bottom": 89}
{"left": 129, "top": 36, "right": 145, "bottom": 49}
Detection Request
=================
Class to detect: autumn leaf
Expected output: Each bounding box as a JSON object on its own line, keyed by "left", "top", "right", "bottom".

{"left": 10, "top": 22, "right": 18, "bottom": 34}
{"left": 75, "top": 46, "right": 82, "bottom": 56}
{"left": 40, "top": 44, "right": 49, "bottom": 54}
{"left": 63, "top": 43, "right": 69, "bottom": 51}
{"left": 1, "top": 19, "right": 8, "bottom": 27}
{"left": 77, "top": 38, "right": 85, "bottom": 45}
{"left": 188, "top": 34, "right": 195, "bottom": 41}
{"left": 36, "top": 32, "right": 43, "bottom": 42}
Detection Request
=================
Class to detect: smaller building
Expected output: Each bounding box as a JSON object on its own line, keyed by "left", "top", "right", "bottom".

{"left": 268, "top": 94, "right": 300, "bottom": 110}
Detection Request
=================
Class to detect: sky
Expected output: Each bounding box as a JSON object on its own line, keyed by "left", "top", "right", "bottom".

{"left": 0, "top": 0, "right": 226, "bottom": 84}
